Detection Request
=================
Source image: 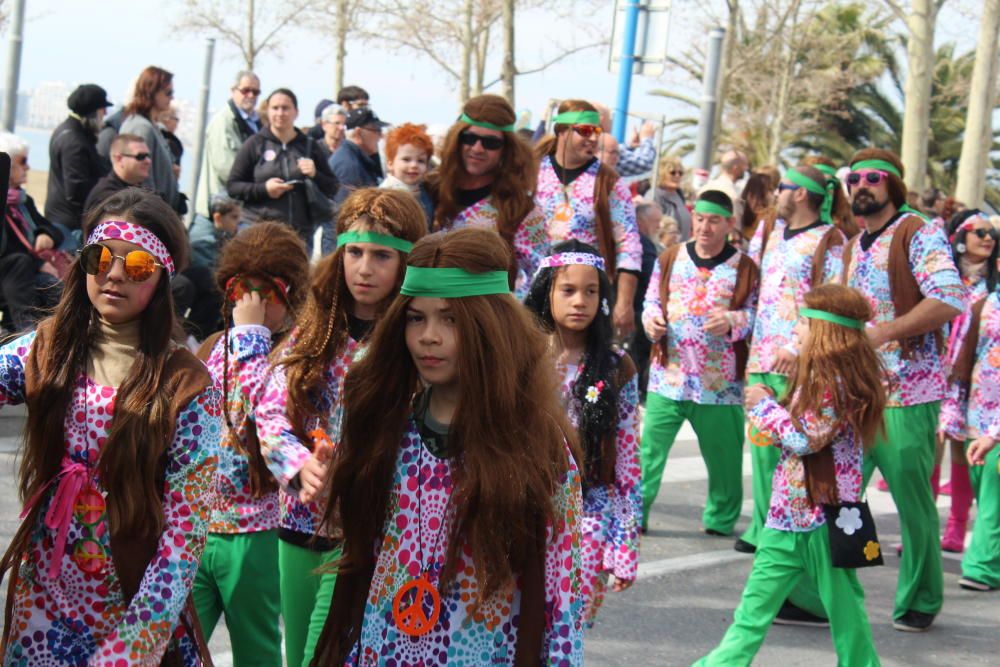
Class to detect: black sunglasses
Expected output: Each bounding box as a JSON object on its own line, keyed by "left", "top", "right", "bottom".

{"left": 459, "top": 131, "right": 504, "bottom": 151}
{"left": 970, "top": 228, "right": 998, "bottom": 241}
{"left": 121, "top": 152, "right": 151, "bottom": 161}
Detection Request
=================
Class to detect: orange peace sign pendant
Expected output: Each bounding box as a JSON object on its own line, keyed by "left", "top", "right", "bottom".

{"left": 392, "top": 575, "right": 441, "bottom": 637}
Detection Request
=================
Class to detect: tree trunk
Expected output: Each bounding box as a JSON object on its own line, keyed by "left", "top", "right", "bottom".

{"left": 474, "top": 23, "right": 488, "bottom": 95}
{"left": 711, "top": 0, "right": 739, "bottom": 162}
{"left": 501, "top": 0, "right": 515, "bottom": 105}
{"left": 459, "top": 0, "right": 473, "bottom": 103}
{"left": 767, "top": 0, "right": 800, "bottom": 165}
{"left": 246, "top": 0, "right": 256, "bottom": 70}
{"left": 899, "top": 0, "right": 937, "bottom": 192}
{"left": 334, "top": 0, "right": 348, "bottom": 92}
{"left": 955, "top": 0, "right": 999, "bottom": 207}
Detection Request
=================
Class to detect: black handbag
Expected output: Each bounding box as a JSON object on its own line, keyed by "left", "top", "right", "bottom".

{"left": 821, "top": 500, "right": 884, "bottom": 569}
{"left": 303, "top": 136, "right": 334, "bottom": 223}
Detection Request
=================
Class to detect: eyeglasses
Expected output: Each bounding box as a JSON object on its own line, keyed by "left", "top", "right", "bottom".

{"left": 459, "top": 131, "right": 504, "bottom": 151}
{"left": 668, "top": 170, "right": 684, "bottom": 177}
{"left": 121, "top": 152, "right": 151, "bottom": 161}
{"left": 777, "top": 183, "right": 800, "bottom": 192}
{"left": 79, "top": 243, "right": 164, "bottom": 282}
{"left": 846, "top": 169, "right": 888, "bottom": 187}
{"left": 237, "top": 87, "right": 261, "bottom": 96}
{"left": 226, "top": 275, "right": 289, "bottom": 305}
{"left": 571, "top": 125, "right": 602, "bottom": 139}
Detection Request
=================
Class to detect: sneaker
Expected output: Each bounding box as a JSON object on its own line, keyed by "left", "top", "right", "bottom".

{"left": 774, "top": 602, "right": 829, "bottom": 628}
{"left": 958, "top": 577, "right": 996, "bottom": 592}
{"left": 703, "top": 527, "right": 728, "bottom": 537}
{"left": 733, "top": 538, "right": 756, "bottom": 554}
{"left": 892, "top": 610, "right": 935, "bottom": 632}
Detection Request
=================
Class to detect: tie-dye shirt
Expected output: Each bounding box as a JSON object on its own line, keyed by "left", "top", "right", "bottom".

{"left": 938, "top": 276, "right": 988, "bottom": 440}
{"left": 642, "top": 243, "right": 757, "bottom": 405}
{"left": 535, "top": 156, "right": 641, "bottom": 274}
{"left": 203, "top": 325, "right": 280, "bottom": 534}
{"left": 747, "top": 219, "right": 843, "bottom": 374}
{"left": 747, "top": 392, "right": 862, "bottom": 532}
{"left": 843, "top": 212, "right": 966, "bottom": 407}
{"left": 557, "top": 352, "right": 641, "bottom": 626}
{"left": 348, "top": 420, "right": 584, "bottom": 666}
{"left": 941, "top": 291, "right": 1000, "bottom": 442}
{"left": 256, "top": 329, "right": 363, "bottom": 537}
{"left": 0, "top": 331, "right": 221, "bottom": 666}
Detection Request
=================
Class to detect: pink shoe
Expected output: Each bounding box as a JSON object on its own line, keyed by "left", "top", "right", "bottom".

{"left": 942, "top": 463, "right": 973, "bottom": 553}
{"left": 941, "top": 517, "right": 967, "bottom": 553}
{"left": 876, "top": 478, "right": 889, "bottom": 492}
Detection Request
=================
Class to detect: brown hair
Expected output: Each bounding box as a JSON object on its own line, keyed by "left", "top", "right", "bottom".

{"left": 427, "top": 95, "right": 538, "bottom": 244}
{"left": 125, "top": 66, "right": 173, "bottom": 118}
{"left": 848, "top": 148, "right": 907, "bottom": 209}
{"left": 21, "top": 189, "right": 188, "bottom": 538}
{"left": 802, "top": 155, "right": 858, "bottom": 237}
{"left": 738, "top": 173, "right": 775, "bottom": 241}
{"left": 276, "top": 189, "right": 426, "bottom": 436}
{"left": 536, "top": 99, "right": 620, "bottom": 274}
{"left": 325, "top": 227, "right": 578, "bottom": 617}
{"left": 385, "top": 122, "right": 434, "bottom": 163}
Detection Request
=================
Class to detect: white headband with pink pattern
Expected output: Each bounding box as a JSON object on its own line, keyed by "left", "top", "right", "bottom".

{"left": 538, "top": 251, "right": 606, "bottom": 273}
{"left": 86, "top": 220, "right": 176, "bottom": 276}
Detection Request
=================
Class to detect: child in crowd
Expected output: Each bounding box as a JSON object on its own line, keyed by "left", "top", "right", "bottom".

{"left": 312, "top": 227, "right": 584, "bottom": 665}
{"left": 193, "top": 222, "right": 310, "bottom": 665}
{"left": 525, "top": 240, "right": 642, "bottom": 625}
{"left": 381, "top": 122, "right": 436, "bottom": 227}
{"left": 188, "top": 193, "right": 242, "bottom": 271}
{"left": 0, "top": 189, "right": 221, "bottom": 664}
{"left": 255, "top": 188, "right": 426, "bottom": 667}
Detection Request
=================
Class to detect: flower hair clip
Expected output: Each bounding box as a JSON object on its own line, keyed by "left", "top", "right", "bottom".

{"left": 585, "top": 380, "right": 606, "bottom": 404}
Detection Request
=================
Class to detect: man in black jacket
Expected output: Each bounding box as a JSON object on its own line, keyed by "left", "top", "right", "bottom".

{"left": 83, "top": 134, "right": 154, "bottom": 212}
{"left": 45, "top": 84, "right": 112, "bottom": 242}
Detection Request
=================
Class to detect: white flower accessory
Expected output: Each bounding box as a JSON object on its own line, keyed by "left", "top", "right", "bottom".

{"left": 835, "top": 506, "right": 863, "bottom": 535}
{"left": 601, "top": 298, "right": 610, "bottom": 316}
{"left": 584, "top": 380, "right": 606, "bottom": 404}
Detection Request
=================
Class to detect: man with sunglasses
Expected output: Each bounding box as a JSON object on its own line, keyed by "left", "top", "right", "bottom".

{"left": 194, "top": 70, "right": 262, "bottom": 220}
{"left": 83, "top": 134, "right": 154, "bottom": 212}
{"left": 839, "top": 148, "right": 965, "bottom": 633}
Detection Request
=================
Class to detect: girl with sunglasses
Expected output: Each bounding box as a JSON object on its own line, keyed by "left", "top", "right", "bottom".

{"left": 255, "top": 188, "right": 426, "bottom": 667}
{"left": 311, "top": 227, "right": 583, "bottom": 665}
{"left": 191, "top": 222, "right": 310, "bottom": 665}
{"left": 535, "top": 99, "right": 642, "bottom": 335}
{"left": 525, "top": 240, "right": 642, "bottom": 626}
{"left": 0, "top": 189, "right": 221, "bottom": 664}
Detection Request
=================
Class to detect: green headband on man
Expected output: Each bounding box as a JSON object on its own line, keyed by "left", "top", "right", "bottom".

{"left": 850, "top": 158, "right": 902, "bottom": 178}
{"left": 400, "top": 266, "right": 511, "bottom": 298}
{"left": 785, "top": 168, "right": 834, "bottom": 225}
{"left": 814, "top": 163, "right": 838, "bottom": 178}
{"left": 552, "top": 110, "right": 602, "bottom": 127}
{"left": 459, "top": 112, "right": 515, "bottom": 133}
{"left": 337, "top": 231, "right": 414, "bottom": 253}
{"left": 800, "top": 307, "right": 864, "bottom": 330}
{"left": 694, "top": 197, "right": 733, "bottom": 218}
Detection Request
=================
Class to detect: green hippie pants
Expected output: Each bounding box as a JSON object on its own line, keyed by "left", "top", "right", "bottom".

{"left": 963, "top": 439, "right": 1000, "bottom": 587}
{"left": 279, "top": 538, "right": 340, "bottom": 667}
{"left": 641, "top": 393, "right": 744, "bottom": 534}
{"left": 193, "top": 530, "right": 282, "bottom": 666}
{"left": 694, "top": 526, "right": 881, "bottom": 667}
{"left": 740, "top": 373, "right": 788, "bottom": 548}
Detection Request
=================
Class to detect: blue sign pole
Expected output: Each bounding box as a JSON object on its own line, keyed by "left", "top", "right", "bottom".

{"left": 612, "top": 1, "right": 641, "bottom": 142}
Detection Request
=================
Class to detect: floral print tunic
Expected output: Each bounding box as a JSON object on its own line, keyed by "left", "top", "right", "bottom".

{"left": 557, "top": 354, "right": 641, "bottom": 625}
{"left": 747, "top": 219, "right": 843, "bottom": 374}
{"left": 938, "top": 276, "right": 988, "bottom": 440}
{"left": 0, "top": 332, "right": 222, "bottom": 666}
{"left": 203, "top": 325, "right": 280, "bottom": 534}
{"left": 843, "top": 213, "right": 966, "bottom": 407}
{"left": 941, "top": 291, "right": 1000, "bottom": 442}
{"left": 747, "top": 393, "right": 862, "bottom": 532}
{"left": 349, "top": 421, "right": 584, "bottom": 666}
{"left": 535, "top": 156, "right": 642, "bottom": 274}
{"left": 641, "top": 243, "right": 757, "bottom": 405}
{"left": 255, "top": 329, "right": 362, "bottom": 537}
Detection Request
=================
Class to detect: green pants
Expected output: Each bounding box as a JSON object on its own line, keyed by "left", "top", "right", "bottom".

{"left": 694, "top": 526, "right": 881, "bottom": 667}
{"left": 279, "top": 538, "right": 340, "bottom": 667}
{"left": 193, "top": 530, "right": 281, "bottom": 666}
{"left": 641, "top": 394, "right": 745, "bottom": 535}
{"left": 963, "top": 439, "right": 1000, "bottom": 587}
{"left": 741, "top": 373, "right": 788, "bottom": 548}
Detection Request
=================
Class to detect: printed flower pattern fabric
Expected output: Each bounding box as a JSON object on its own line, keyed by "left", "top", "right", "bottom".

{"left": 641, "top": 244, "right": 756, "bottom": 404}
{"left": 938, "top": 276, "right": 988, "bottom": 441}
{"left": 447, "top": 195, "right": 548, "bottom": 298}
{"left": 204, "top": 325, "right": 280, "bottom": 534}
{"left": 966, "top": 292, "right": 1000, "bottom": 441}
{"left": 843, "top": 214, "right": 966, "bottom": 407}
{"left": 557, "top": 354, "right": 641, "bottom": 626}
{"left": 0, "top": 332, "right": 222, "bottom": 666}
{"left": 348, "top": 421, "right": 584, "bottom": 666}
{"left": 746, "top": 219, "right": 843, "bottom": 373}
{"left": 747, "top": 392, "right": 863, "bottom": 532}
{"left": 255, "top": 328, "right": 362, "bottom": 537}
{"left": 535, "top": 156, "right": 641, "bottom": 274}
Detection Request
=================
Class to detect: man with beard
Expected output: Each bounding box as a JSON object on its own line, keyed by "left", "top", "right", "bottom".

{"left": 840, "top": 148, "right": 964, "bottom": 632}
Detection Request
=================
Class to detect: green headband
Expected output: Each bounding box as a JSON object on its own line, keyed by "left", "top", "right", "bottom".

{"left": 850, "top": 159, "right": 901, "bottom": 178}
{"left": 800, "top": 307, "right": 864, "bottom": 330}
{"left": 459, "top": 112, "right": 514, "bottom": 133}
{"left": 400, "top": 267, "right": 510, "bottom": 298}
{"left": 814, "top": 163, "right": 838, "bottom": 177}
{"left": 785, "top": 168, "right": 834, "bottom": 224}
{"left": 552, "top": 110, "right": 601, "bottom": 127}
{"left": 337, "top": 231, "right": 414, "bottom": 253}
{"left": 694, "top": 199, "right": 733, "bottom": 218}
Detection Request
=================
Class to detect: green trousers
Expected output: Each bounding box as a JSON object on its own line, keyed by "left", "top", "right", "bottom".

{"left": 279, "top": 538, "right": 340, "bottom": 667}
{"left": 694, "top": 526, "right": 881, "bottom": 667}
{"left": 193, "top": 530, "right": 282, "bottom": 667}
{"left": 963, "top": 439, "right": 1000, "bottom": 587}
{"left": 641, "top": 393, "right": 745, "bottom": 535}
{"left": 740, "top": 373, "right": 788, "bottom": 548}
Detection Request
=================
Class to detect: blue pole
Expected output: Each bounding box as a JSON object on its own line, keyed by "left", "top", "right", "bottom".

{"left": 612, "top": 0, "right": 641, "bottom": 142}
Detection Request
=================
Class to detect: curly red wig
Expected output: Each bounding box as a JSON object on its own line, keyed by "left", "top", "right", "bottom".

{"left": 385, "top": 123, "right": 434, "bottom": 163}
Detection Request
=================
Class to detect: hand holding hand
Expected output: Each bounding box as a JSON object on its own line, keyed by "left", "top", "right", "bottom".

{"left": 645, "top": 314, "right": 667, "bottom": 341}
{"left": 744, "top": 384, "right": 773, "bottom": 410}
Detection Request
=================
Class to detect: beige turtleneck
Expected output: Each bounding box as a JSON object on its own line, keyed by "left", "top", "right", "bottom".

{"left": 959, "top": 257, "right": 987, "bottom": 285}
{"left": 86, "top": 317, "right": 141, "bottom": 388}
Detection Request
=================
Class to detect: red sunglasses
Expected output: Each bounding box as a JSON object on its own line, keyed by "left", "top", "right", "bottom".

{"left": 225, "top": 275, "right": 290, "bottom": 305}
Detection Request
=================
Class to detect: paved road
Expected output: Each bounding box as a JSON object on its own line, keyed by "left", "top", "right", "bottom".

{"left": 1, "top": 412, "right": 997, "bottom": 666}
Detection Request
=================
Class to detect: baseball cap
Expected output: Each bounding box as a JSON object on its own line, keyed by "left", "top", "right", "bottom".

{"left": 345, "top": 108, "right": 389, "bottom": 130}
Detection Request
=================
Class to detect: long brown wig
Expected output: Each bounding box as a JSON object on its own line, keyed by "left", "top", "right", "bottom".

{"left": 426, "top": 94, "right": 538, "bottom": 244}
{"left": 847, "top": 148, "right": 908, "bottom": 210}
{"left": 535, "top": 99, "right": 621, "bottom": 275}
{"left": 802, "top": 155, "right": 858, "bottom": 238}
{"left": 275, "top": 188, "right": 426, "bottom": 438}
{"left": 21, "top": 188, "right": 189, "bottom": 538}
{"left": 325, "top": 227, "right": 579, "bottom": 610}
